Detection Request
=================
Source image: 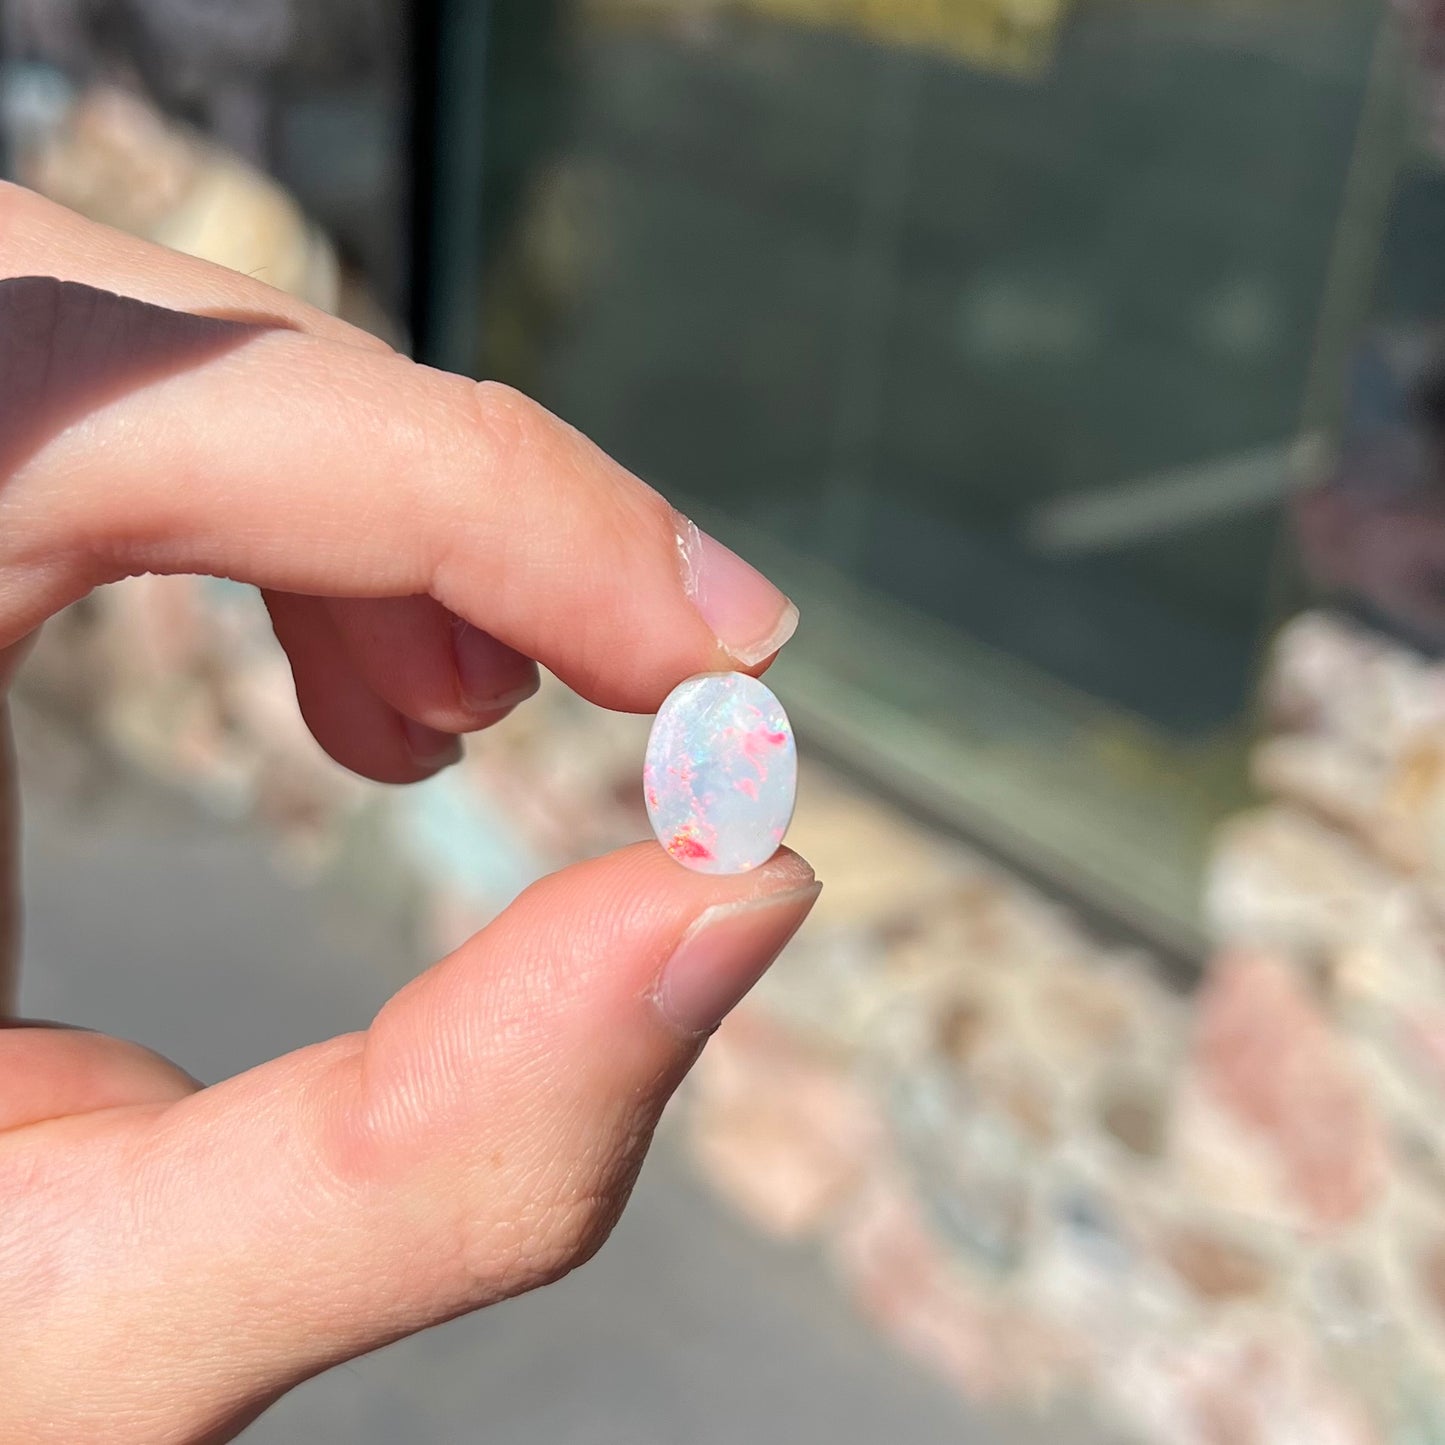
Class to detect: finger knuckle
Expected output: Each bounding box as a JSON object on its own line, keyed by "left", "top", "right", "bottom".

{"left": 452, "top": 1119, "right": 654, "bottom": 1302}
{"left": 473, "top": 1186, "right": 623, "bottom": 1299}
{"left": 534, "top": 1190, "right": 623, "bottom": 1281}
{"left": 320, "top": 1058, "right": 625, "bottom": 1299}
{"left": 464, "top": 380, "right": 547, "bottom": 479}
{"left": 0, "top": 180, "right": 40, "bottom": 247}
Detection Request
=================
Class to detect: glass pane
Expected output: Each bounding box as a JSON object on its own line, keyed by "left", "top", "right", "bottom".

{"left": 456, "top": 0, "right": 1393, "bottom": 948}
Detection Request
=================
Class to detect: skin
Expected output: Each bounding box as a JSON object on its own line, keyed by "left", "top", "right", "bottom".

{"left": 0, "top": 184, "right": 818, "bottom": 1444}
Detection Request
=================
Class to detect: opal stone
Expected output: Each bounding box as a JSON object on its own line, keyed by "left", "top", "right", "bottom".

{"left": 644, "top": 672, "right": 797, "bottom": 875}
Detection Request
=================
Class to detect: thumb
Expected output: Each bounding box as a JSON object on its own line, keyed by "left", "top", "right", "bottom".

{"left": 9, "top": 845, "right": 818, "bottom": 1444}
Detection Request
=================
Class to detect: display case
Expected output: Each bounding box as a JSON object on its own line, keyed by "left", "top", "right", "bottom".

{"left": 414, "top": 0, "right": 1404, "bottom": 955}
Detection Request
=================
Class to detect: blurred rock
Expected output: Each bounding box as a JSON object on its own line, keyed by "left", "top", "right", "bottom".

{"left": 6, "top": 77, "right": 411, "bottom": 343}
{"left": 1095, "top": 1071, "right": 1169, "bottom": 1161}
{"left": 1191, "top": 951, "right": 1385, "bottom": 1231}
{"left": 20, "top": 84, "right": 339, "bottom": 310}
{"left": 686, "top": 1011, "right": 885, "bottom": 1240}
{"left": 1154, "top": 1221, "right": 1274, "bottom": 1304}
{"left": 1108, "top": 1326, "right": 1380, "bottom": 1445}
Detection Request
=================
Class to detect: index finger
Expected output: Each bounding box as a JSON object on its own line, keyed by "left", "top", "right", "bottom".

{"left": 0, "top": 186, "right": 798, "bottom": 711}
{"left": 0, "top": 698, "right": 17, "bottom": 1013}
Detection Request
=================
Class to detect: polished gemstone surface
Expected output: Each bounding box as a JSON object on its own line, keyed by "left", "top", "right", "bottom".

{"left": 644, "top": 672, "right": 797, "bottom": 875}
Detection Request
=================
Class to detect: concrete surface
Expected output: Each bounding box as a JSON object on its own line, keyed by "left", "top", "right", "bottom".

{"left": 12, "top": 760, "right": 1073, "bottom": 1445}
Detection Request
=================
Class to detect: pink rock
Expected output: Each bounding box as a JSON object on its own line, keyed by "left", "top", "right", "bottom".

{"left": 687, "top": 1012, "right": 882, "bottom": 1240}
{"left": 1192, "top": 951, "right": 1385, "bottom": 1229}
{"left": 829, "top": 1174, "right": 1084, "bottom": 1406}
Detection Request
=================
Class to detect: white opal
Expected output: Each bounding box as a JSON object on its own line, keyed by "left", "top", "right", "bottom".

{"left": 644, "top": 672, "right": 797, "bottom": 875}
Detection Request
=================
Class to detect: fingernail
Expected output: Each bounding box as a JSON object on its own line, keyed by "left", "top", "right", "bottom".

{"left": 454, "top": 624, "right": 542, "bottom": 714}
{"left": 402, "top": 718, "right": 464, "bottom": 772}
{"left": 675, "top": 513, "right": 800, "bottom": 668}
{"left": 653, "top": 880, "right": 821, "bottom": 1036}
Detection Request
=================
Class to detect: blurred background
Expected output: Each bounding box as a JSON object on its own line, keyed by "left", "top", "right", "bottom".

{"left": 7, "top": 0, "right": 1445, "bottom": 1441}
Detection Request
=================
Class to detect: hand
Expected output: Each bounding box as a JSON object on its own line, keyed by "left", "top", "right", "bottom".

{"left": 0, "top": 184, "right": 817, "bottom": 1444}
